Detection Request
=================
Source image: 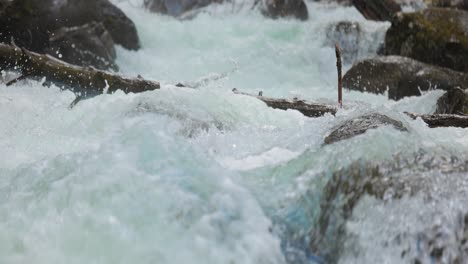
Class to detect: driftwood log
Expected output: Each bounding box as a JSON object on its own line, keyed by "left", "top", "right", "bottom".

{"left": 232, "top": 88, "right": 337, "bottom": 117}
{"left": 0, "top": 43, "right": 466, "bottom": 129}
{"left": 0, "top": 43, "right": 159, "bottom": 98}
{"left": 405, "top": 113, "right": 468, "bottom": 128}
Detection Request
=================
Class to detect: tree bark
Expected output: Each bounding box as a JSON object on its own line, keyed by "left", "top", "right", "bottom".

{"left": 232, "top": 88, "right": 337, "bottom": 117}
{"left": 405, "top": 113, "right": 468, "bottom": 128}
{"left": 0, "top": 43, "right": 159, "bottom": 97}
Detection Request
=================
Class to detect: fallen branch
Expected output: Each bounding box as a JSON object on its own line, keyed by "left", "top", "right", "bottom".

{"left": 0, "top": 43, "right": 160, "bottom": 97}
{"left": 232, "top": 88, "right": 337, "bottom": 117}
{"left": 335, "top": 43, "right": 342, "bottom": 108}
{"left": 405, "top": 113, "right": 468, "bottom": 128}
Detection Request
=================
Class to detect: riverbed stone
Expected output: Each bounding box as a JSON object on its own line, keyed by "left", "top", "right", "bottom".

{"left": 343, "top": 56, "right": 468, "bottom": 100}
{"left": 385, "top": 8, "right": 468, "bottom": 72}
{"left": 324, "top": 113, "right": 407, "bottom": 144}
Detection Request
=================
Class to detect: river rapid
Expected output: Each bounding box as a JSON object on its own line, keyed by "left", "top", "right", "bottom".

{"left": 1, "top": 1, "right": 468, "bottom": 263}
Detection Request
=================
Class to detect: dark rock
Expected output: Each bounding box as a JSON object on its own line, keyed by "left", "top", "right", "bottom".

{"left": 0, "top": 0, "right": 140, "bottom": 53}
{"left": 324, "top": 113, "right": 407, "bottom": 144}
{"left": 53, "top": 0, "right": 140, "bottom": 50}
{"left": 0, "top": 0, "right": 53, "bottom": 53}
{"left": 143, "top": 0, "right": 223, "bottom": 16}
{"left": 47, "top": 22, "right": 118, "bottom": 71}
{"left": 385, "top": 8, "right": 468, "bottom": 72}
{"left": 435, "top": 87, "right": 468, "bottom": 115}
{"left": 325, "top": 21, "right": 361, "bottom": 64}
{"left": 343, "top": 56, "right": 468, "bottom": 100}
{"left": 312, "top": 0, "right": 352, "bottom": 5}
{"left": 261, "top": 0, "right": 309, "bottom": 20}
{"left": 352, "top": 0, "right": 401, "bottom": 21}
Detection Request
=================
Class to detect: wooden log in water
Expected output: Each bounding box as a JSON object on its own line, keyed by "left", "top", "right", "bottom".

{"left": 405, "top": 112, "right": 468, "bottom": 128}
{"left": 0, "top": 43, "right": 160, "bottom": 97}
{"left": 232, "top": 88, "right": 337, "bottom": 117}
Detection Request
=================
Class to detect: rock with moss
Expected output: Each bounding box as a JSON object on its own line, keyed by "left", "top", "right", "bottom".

{"left": 385, "top": 8, "right": 468, "bottom": 72}
{"left": 343, "top": 56, "right": 468, "bottom": 100}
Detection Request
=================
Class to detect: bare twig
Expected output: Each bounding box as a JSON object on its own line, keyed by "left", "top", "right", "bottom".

{"left": 335, "top": 43, "right": 343, "bottom": 108}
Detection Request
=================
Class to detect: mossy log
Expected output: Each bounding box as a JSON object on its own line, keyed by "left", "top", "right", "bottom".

{"left": 232, "top": 88, "right": 338, "bottom": 118}
{"left": 0, "top": 43, "right": 159, "bottom": 97}
{"left": 405, "top": 113, "right": 468, "bottom": 128}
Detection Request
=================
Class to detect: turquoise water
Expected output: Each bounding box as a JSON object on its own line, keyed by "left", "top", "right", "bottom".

{"left": 1, "top": 1, "right": 468, "bottom": 263}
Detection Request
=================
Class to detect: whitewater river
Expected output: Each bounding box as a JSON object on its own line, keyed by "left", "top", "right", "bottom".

{"left": 1, "top": 1, "right": 468, "bottom": 263}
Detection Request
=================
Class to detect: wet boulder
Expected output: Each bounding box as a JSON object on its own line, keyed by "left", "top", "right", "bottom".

{"left": 343, "top": 56, "right": 468, "bottom": 100}
{"left": 324, "top": 113, "right": 407, "bottom": 144}
{"left": 435, "top": 87, "right": 468, "bottom": 115}
{"left": 53, "top": 0, "right": 141, "bottom": 50}
{"left": 385, "top": 8, "right": 468, "bottom": 72}
{"left": 0, "top": 0, "right": 140, "bottom": 52}
{"left": 47, "top": 22, "right": 118, "bottom": 71}
{"left": 0, "top": 0, "right": 53, "bottom": 53}
{"left": 260, "top": 0, "right": 309, "bottom": 20}
{"left": 352, "top": 0, "right": 401, "bottom": 21}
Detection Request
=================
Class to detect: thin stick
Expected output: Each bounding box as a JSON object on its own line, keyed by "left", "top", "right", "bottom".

{"left": 335, "top": 43, "right": 343, "bottom": 108}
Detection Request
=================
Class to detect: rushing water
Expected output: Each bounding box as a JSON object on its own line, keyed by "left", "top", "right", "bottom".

{"left": 1, "top": 1, "right": 468, "bottom": 263}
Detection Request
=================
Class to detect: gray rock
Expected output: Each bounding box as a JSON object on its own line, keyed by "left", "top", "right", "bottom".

{"left": 343, "top": 56, "right": 468, "bottom": 100}
{"left": 47, "top": 22, "right": 118, "bottom": 71}
{"left": 435, "top": 87, "right": 468, "bottom": 115}
{"left": 324, "top": 113, "right": 407, "bottom": 144}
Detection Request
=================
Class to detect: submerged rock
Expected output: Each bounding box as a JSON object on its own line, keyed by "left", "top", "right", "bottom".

{"left": 343, "top": 56, "right": 468, "bottom": 100}
{"left": 435, "top": 87, "right": 468, "bottom": 115}
{"left": 144, "top": 0, "right": 308, "bottom": 20}
{"left": 307, "top": 153, "right": 468, "bottom": 263}
{"left": 0, "top": 0, "right": 140, "bottom": 69}
{"left": 143, "top": 0, "right": 221, "bottom": 16}
{"left": 324, "top": 21, "right": 361, "bottom": 64}
{"left": 261, "top": 0, "right": 309, "bottom": 20}
{"left": 352, "top": 0, "right": 401, "bottom": 21}
{"left": 385, "top": 8, "right": 468, "bottom": 72}
{"left": 47, "top": 22, "right": 118, "bottom": 71}
{"left": 324, "top": 113, "right": 407, "bottom": 144}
